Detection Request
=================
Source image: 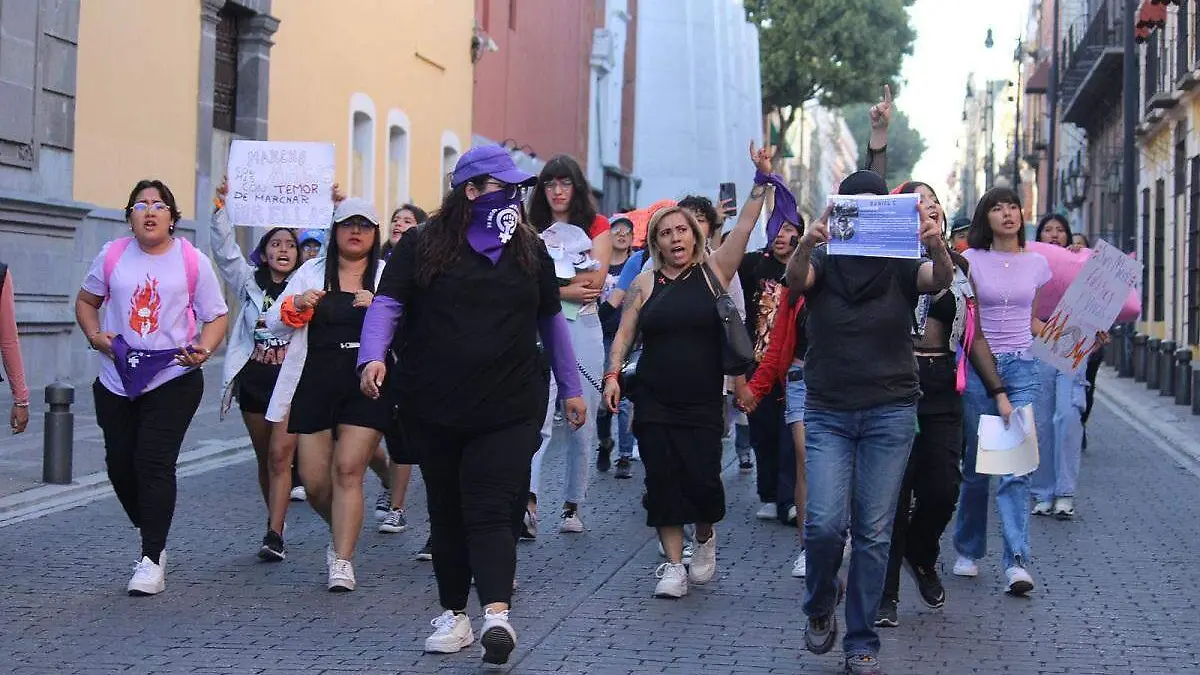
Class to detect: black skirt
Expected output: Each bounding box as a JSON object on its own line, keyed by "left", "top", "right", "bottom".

{"left": 632, "top": 420, "right": 726, "bottom": 527}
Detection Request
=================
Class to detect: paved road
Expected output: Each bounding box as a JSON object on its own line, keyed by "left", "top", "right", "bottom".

{"left": 1, "top": 393, "right": 1198, "bottom": 674}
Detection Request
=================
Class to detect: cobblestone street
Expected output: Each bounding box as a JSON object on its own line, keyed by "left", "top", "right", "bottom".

{"left": 1, "top": 382, "right": 1199, "bottom": 674}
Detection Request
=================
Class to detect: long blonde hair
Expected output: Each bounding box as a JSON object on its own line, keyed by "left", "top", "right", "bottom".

{"left": 646, "top": 206, "right": 707, "bottom": 271}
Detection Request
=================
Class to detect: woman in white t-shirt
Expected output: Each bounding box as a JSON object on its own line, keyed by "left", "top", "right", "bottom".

{"left": 75, "top": 179, "right": 229, "bottom": 597}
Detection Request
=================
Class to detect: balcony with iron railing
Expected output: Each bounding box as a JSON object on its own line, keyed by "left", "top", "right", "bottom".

{"left": 1059, "top": 0, "right": 1126, "bottom": 132}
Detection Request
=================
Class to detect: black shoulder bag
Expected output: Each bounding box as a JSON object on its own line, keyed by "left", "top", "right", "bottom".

{"left": 699, "top": 262, "right": 756, "bottom": 376}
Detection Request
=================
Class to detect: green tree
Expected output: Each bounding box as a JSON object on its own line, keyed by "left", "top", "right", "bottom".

{"left": 746, "top": 0, "right": 917, "bottom": 168}
{"left": 841, "top": 103, "right": 927, "bottom": 186}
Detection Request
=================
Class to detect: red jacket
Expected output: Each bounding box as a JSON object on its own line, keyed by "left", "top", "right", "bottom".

{"left": 747, "top": 292, "right": 805, "bottom": 401}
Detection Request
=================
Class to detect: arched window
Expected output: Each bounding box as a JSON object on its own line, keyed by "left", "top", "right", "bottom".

{"left": 440, "top": 130, "right": 462, "bottom": 198}
{"left": 349, "top": 93, "right": 376, "bottom": 200}
{"left": 386, "top": 110, "right": 412, "bottom": 220}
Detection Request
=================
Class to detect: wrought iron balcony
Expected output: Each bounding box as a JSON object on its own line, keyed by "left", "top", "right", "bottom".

{"left": 1059, "top": 0, "right": 1126, "bottom": 132}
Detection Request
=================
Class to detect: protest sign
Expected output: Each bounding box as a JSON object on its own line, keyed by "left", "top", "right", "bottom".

{"left": 1030, "top": 239, "right": 1142, "bottom": 374}
{"left": 826, "top": 193, "right": 922, "bottom": 259}
{"left": 226, "top": 141, "right": 336, "bottom": 228}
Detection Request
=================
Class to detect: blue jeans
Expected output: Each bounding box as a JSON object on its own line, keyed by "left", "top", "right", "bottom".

{"left": 953, "top": 353, "right": 1040, "bottom": 570}
{"left": 803, "top": 401, "right": 916, "bottom": 658}
{"left": 1030, "top": 360, "right": 1086, "bottom": 502}
{"left": 600, "top": 335, "right": 636, "bottom": 459}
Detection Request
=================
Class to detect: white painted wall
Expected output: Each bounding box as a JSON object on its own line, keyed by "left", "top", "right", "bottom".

{"left": 587, "top": 0, "right": 631, "bottom": 188}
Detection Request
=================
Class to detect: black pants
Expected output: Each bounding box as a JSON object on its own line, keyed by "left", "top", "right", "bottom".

{"left": 776, "top": 413, "right": 796, "bottom": 522}
{"left": 404, "top": 414, "right": 539, "bottom": 610}
{"left": 748, "top": 382, "right": 783, "bottom": 504}
{"left": 882, "top": 407, "right": 962, "bottom": 601}
{"left": 1082, "top": 347, "right": 1104, "bottom": 426}
{"left": 93, "top": 370, "right": 204, "bottom": 563}
{"left": 632, "top": 421, "right": 726, "bottom": 527}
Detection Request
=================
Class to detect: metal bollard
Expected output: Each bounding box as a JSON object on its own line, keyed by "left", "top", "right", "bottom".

{"left": 42, "top": 382, "right": 74, "bottom": 485}
{"left": 1175, "top": 348, "right": 1192, "bottom": 406}
{"left": 1146, "top": 338, "right": 1161, "bottom": 389}
{"left": 1133, "top": 335, "right": 1148, "bottom": 381}
{"left": 1161, "top": 341, "right": 1177, "bottom": 397}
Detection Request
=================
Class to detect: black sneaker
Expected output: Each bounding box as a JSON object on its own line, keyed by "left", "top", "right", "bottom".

{"left": 804, "top": 579, "right": 843, "bottom": 654}
{"left": 596, "top": 439, "right": 613, "bottom": 472}
{"left": 904, "top": 559, "right": 947, "bottom": 609}
{"left": 614, "top": 457, "right": 633, "bottom": 479}
{"left": 258, "top": 530, "right": 286, "bottom": 562}
{"left": 845, "top": 653, "right": 886, "bottom": 675}
{"left": 415, "top": 537, "right": 433, "bottom": 561}
{"left": 873, "top": 597, "right": 898, "bottom": 628}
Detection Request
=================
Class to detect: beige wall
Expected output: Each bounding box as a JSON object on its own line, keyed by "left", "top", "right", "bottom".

{"left": 73, "top": 0, "right": 200, "bottom": 216}
{"left": 269, "top": 0, "right": 474, "bottom": 223}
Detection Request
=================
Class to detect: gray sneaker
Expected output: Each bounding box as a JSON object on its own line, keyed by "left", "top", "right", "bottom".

{"left": 845, "top": 654, "right": 886, "bottom": 675}
{"left": 804, "top": 579, "right": 844, "bottom": 655}
{"left": 378, "top": 508, "right": 408, "bottom": 533}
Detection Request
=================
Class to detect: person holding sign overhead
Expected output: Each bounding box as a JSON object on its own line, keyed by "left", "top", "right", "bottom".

{"left": 264, "top": 197, "right": 391, "bottom": 593}
{"left": 951, "top": 187, "right": 1049, "bottom": 597}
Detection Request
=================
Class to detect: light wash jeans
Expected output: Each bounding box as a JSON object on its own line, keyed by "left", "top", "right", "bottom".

{"left": 600, "top": 335, "right": 636, "bottom": 459}
{"left": 802, "top": 401, "right": 916, "bottom": 658}
{"left": 954, "top": 353, "right": 1040, "bottom": 570}
{"left": 1030, "top": 360, "right": 1086, "bottom": 502}
{"left": 529, "top": 311, "right": 603, "bottom": 505}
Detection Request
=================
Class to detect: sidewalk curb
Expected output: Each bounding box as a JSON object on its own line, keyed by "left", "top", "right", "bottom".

{"left": 1094, "top": 369, "right": 1200, "bottom": 479}
{"left": 0, "top": 437, "right": 252, "bottom": 528}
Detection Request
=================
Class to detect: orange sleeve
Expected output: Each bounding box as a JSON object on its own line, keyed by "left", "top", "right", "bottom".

{"left": 748, "top": 299, "right": 792, "bottom": 401}
{"left": 279, "top": 294, "right": 314, "bottom": 328}
{"left": 0, "top": 273, "right": 29, "bottom": 403}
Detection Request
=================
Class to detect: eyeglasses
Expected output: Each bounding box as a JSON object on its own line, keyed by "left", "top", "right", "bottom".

{"left": 484, "top": 180, "right": 522, "bottom": 200}
{"left": 131, "top": 201, "right": 169, "bottom": 213}
{"left": 337, "top": 219, "right": 376, "bottom": 231}
{"left": 543, "top": 178, "right": 574, "bottom": 192}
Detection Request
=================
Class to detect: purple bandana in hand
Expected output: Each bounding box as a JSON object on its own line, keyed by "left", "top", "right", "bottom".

{"left": 755, "top": 169, "right": 799, "bottom": 245}
{"left": 466, "top": 190, "right": 524, "bottom": 265}
{"left": 111, "top": 335, "right": 183, "bottom": 399}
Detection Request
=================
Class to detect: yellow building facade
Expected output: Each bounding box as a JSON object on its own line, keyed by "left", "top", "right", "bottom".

{"left": 72, "top": 0, "right": 474, "bottom": 234}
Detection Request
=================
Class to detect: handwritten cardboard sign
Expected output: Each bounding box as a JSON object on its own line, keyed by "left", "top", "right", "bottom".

{"left": 1031, "top": 239, "right": 1142, "bottom": 374}
{"left": 226, "top": 141, "right": 336, "bottom": 228}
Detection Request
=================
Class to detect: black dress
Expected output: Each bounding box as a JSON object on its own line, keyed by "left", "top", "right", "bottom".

{"left": 631, "top": 266, "right": 726, "bottom": 527}
{"left": 289, "top": 291, "right": 394, "bottom": 435}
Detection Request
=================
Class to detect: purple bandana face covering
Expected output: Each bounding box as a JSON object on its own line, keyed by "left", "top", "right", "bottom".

{"left": 466, "top": 190, "right": 524, "bottom": 265}
{"left": 111, "top": 335, "right": 182, "bottom": 399}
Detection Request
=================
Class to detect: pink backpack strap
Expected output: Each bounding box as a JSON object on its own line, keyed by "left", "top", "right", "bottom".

{"left": 178, "top": 237, "right": 201, "bottom": 339}
{"left": 102, "top": 237, "right": 134, "bottom": 301}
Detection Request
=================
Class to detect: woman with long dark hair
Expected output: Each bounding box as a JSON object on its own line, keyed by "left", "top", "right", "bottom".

{"left": 76, "top": 179, "right": 229, "bottom": 595}
{"left": 952, "top": 187, "right": 1049, "bottom": 596}
{"left": 873, "top": 180, "right": 1010, "bottom": 628}
{"left": 381, "top": 204, "right": 428, "bottom": 261}
{"left": 525, "top": 155, "right": 611, "bottom": 534}
{"left": 210, "top": 180, "right": 303, "bottom": 560}
{"left": 358, "top": 145, "right": 585, "bottom": 666}
{"left": 265, "top": 197, "right": 392, "bottom": 592}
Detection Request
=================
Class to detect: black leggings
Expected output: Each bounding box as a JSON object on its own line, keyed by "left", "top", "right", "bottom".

{"left": 883, "top": 407, "right": 962, "bottom": 601}
{"left": 404, "top": 414, "right": 539, "bottom": 610}
{"left": 93, "top": 370, "right": 204, "bottom": 563}
{"left": 747, "top": 384, "right": 783, "bottom": 504}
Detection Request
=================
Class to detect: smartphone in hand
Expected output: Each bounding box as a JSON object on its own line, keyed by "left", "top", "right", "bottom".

{"left": 719, "top": 182, "right": 737, "bottom": 217}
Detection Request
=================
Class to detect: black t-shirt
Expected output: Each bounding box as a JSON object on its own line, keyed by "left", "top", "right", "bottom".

{"left": 738, "top": 251, "right": 788, "bottom": 361}
{"left": 792, "top": 303, "right": 809, "bottom": 361}
{"left": 378, "top": 227, "right": 561, "bottom": 429}
{"left": 803, "top": 247, "right": 922, "bottom": 411}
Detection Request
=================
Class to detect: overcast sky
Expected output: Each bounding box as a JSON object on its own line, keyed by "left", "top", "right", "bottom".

{"left": 899, "top": 0, "right": 1032, "bottom": 198}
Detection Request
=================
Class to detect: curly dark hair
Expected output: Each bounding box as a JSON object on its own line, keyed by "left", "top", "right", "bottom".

{"left": 527, "top": 155, "right": 596, "bottom": 235}
{"left": 416, "top": 179, "right": 542, "bottom": 286}
{"left": 678, "top": 195, "right": 719, "bottom": 238}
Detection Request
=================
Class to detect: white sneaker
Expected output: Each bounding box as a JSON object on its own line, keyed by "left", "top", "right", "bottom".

{"left": 791, "top": 549, "right": 807, "bottom": 578}
{"left": 656, "top": 539, "right": 694, "bottom": 564}
{"left": 559, "top": 509, "right": 584, "bottom": 533}
{"left": 654, "top": 562, "right": 688, "bottom": 598}
{"left": 424, "top": 610, "right": 474, "bottom": 653}
{"left": 480, "top": 608, "right": 517, "bottom": 666}
{"left": 953, "top": 555, "right": 979, "bottom": 578}
{"left": 1031, "top": 500, "right": 1053, "bottom": 516}
{"left": 326, "top": 544, "right": 336, "bottom": 570}
{"left": 786, "top": 505, "right": 798, "bottom": 524}
{"left": 289, "top": 485, "right": 306, "bottom": 502}
{"left": 127, "top": 556, "right": 165, "bottom": 596}
{"left": 1005, "top": 565, "right": 1035, "bottom": 595}
{"left": 328, "top": 559, "right": 355, "bottom": 592}
{"left": 688, "top": 532, "right": 717, "bottom": 584}
{"left": 378, "top": 508, "right": 408, "bottom": 533}
{"left": 1053, "top": 496, "right": 1075, "bottom": 520}
{"left": 755, "top": 503, "right": 776, "bottom": 520}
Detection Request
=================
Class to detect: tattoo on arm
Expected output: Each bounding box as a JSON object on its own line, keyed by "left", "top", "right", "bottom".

{"left": 749, "top": 184, "right": 767, "bottom": 199}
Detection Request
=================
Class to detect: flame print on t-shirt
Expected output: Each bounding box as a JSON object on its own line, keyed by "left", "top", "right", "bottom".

{"left": 753, "top": 279, "right": 783, "bottom": 362}
{"left": 128, "top": 274, "right": 162, "bottom": 337}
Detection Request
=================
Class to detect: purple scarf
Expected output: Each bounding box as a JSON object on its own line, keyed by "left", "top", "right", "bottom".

{"left": 755, "top": 169, "right": 799, "bottom": 245}
{"left": 111, "top": 335, "right": 183, "bottom": 399}
{"left": 466, "top": 191, "right": 524, "bottom": 265}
